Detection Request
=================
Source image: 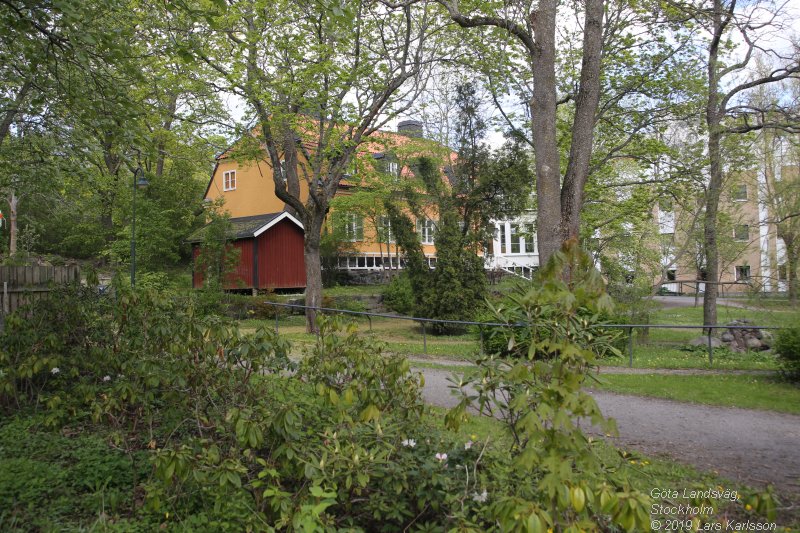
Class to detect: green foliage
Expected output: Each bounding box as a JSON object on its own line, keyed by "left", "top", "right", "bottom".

{"left": 193, "top": 203, "right": 241, "bottom": 295}
{"left": 0, "top": 279, "right": 782, "bottom": 530}
{"left": 383, "top": 273, "right": 415, "bottom": 315}
{"left": 774, "top": 326, "right": 800, "bottom": 381}
{"left": 446, "top": 241, "right": 653, "bottom": 532}
{"left": 418, "top": 209, "right": 487, "bottom": 332}
{"left": 480, "top": 242, "right": 622, "bottom": 360}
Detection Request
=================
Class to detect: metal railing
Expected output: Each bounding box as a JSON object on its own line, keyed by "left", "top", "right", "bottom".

{"left": 264, "top": 302, "right": 781, "bottom": 367}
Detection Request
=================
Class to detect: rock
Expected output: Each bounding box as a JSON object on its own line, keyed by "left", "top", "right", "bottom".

{"left": 746, "top": 337, "right": 762, "bottom": 350}
{"left": 754, "top": 329, "right": 763, "bottom": 339}
{"left": 760, "top": 331, "right": 773, "bottom": 347}
{"left": 721, "top": 332, "right": 734, "bottom": 342}
{"left": 689, "top": 336, "right": 722, "bottom": 347}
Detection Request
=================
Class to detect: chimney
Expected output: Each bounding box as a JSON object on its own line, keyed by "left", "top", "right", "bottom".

{"left": 397, "top": 119, "right": 424, "bottom": 138}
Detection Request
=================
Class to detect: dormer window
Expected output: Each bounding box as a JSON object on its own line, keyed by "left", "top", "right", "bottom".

{"left": 223, "top": 170, "right": 237, "bottom": 191}
{"left": 733, "top": 184, "right": 747, "bottom": 201}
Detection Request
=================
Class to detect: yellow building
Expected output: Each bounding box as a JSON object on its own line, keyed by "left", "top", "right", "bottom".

{"left": 201, "top": 120, "right": 445, "bottom": 286}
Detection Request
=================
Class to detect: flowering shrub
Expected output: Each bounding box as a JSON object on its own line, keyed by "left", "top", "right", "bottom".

{"left": 448, "top": 241, "right": 652, "bottom": 531}
{"left": 0, "top": 276, "right": 780, "bottom": 531}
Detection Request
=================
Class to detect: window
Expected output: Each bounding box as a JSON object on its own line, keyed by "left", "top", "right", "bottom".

{"left": 734, "top": 224, "right": 749, "bottom": 241}
{"left": 379, "top": 216, "right": 395, "bottom": 243}
{"left": 666, "top": 269, "right": 676, "bottom": 282}
{"left": 223, "top": 170, "right": 236, "bottom": 191}
{"left": 417, "top": 218, "right": 436, "bottom": 244}
{"left": 733, "top": 184, "right": 748, "bottom": 201}
{"left": 387, "top": 161, "right": 399, "bottom": 178}
{"left": 778, "top": 264, "right": 787, "bottom": 281}
{"left": 508, "top": 224, "right": 536, "bottom": 254}
{"left": 659, "top": 198, "right": 673, "bottom": 212}
{"left": 735, "top": 265, "right": 751, "bottom": 282}
{"left": 343, "top": 214, "right": 364, "bottom": 242}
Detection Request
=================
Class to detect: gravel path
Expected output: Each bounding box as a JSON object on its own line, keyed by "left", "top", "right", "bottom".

{"left": 418, "top": 366, "right": 800, "bottom": 493}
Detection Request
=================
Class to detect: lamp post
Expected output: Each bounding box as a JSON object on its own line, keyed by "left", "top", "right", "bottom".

{"left": 130, "top": 167, "right": 149, "bottom": 288}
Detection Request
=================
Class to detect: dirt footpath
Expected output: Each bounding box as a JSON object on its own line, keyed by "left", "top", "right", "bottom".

{"left": 418, "top": 367, "right": 800, "bottom": 493}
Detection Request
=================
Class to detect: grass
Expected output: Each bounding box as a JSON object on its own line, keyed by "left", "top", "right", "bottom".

{"left": 592, "top": 374, "right": 800, "bottom": 414}
{"left": 322, "top": 284, "right": 385, "bottom": 297}
{"left": 651, "top": 304, "right": 798, "bottom": 328}
{"left": 605, "top": 345, "right": 780, "bottom": 370}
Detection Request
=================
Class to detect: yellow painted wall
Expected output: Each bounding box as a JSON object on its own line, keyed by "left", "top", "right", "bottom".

{"left": 205, "top": 151, "right": 445, "bottom": 258}
{"left": 205, "top": 157, "right": 310, "bottom": 218}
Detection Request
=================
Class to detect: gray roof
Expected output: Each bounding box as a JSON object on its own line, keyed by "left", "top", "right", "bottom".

{"left": 187, "top": 212, "right": 288, "bottom": 243}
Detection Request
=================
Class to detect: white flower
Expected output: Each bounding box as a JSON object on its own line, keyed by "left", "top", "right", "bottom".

{"left": 435, "top": 452, "right": 448, "bottom": 462}
{"left": 472, "top": 489, "right": 488, "bottom": 503}
{"left": 401, "top": 439, "right": 416, "bottom": 448}
{"left": 464, "top": 441, "right": 473, "bottom": 450}
{"left": 50, "top": 367, "right": 60, "bottom": 375}
{"left": 102, "top": 375, "right": 111, "bottom": 382}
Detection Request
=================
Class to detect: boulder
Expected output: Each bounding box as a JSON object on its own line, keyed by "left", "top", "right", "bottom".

{"left": 689, "top": 336, "right": 722, "bottom": 347}
{"left": 746, "top": 337, "right": 762, "bottom": 350}
{"left": 721, "top": 332, "right": 734, "bottom": 342}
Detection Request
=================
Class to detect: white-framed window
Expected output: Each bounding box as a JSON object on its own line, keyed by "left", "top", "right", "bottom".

{"left": 417, "top": 218, "right": 436, "bottom": 244}
{"left": 507, "top": 224, "right": 536, "bottom": 254}
{"left": 387, "top": 161, "right": 399, "bottom": 178}
{"left": 223, "top": 170, "right": 237, "bottom": 191}
{"left": 379, "top": 216, "right": 395, "bottom": 243}
{"left": 344, "top": 213, "right": 364, "bottom": 242}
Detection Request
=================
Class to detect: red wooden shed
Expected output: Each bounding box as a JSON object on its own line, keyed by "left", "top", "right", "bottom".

{"left": 189, "top": 212, "right": 306, "bottom": 291}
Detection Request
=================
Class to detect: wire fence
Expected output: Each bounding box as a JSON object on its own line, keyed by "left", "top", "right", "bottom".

{"left": 263, "top": 302, "right": 782, "bottom": 367}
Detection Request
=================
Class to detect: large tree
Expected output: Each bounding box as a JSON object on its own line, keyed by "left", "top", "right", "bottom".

{"left": 180, "top": 0, "right": 443, "bottom": 331}
{"left": 669, "top": 0, "right": 800, "bottom": 327}
{"left": 437, "top": 0, "right": 701, "bottom": 269}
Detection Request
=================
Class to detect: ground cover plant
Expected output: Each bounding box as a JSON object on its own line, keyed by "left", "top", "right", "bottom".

{"left": 0, "top": 274, "right": 784, "bottom": 531}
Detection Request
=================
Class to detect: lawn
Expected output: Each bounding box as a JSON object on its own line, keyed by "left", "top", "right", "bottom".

{"left": 242, "top": 312, "right": 785, "bottom": 370}
{"left": 590, "top": 374, "right": 800, "bottom": 414}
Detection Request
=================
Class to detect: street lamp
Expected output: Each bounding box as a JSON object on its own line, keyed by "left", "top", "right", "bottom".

{"left": 130, "top": 167, "right": 149, "bottom": 288}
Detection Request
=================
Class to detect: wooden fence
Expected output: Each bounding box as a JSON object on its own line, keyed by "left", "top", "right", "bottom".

{"left": 0, "top": 265, "right": 81, "bottom": 318}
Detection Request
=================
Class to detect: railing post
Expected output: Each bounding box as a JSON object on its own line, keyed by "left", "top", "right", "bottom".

{"left": 707, "top": 327, "right": 713, "bottom": 366}
{"left": 274, "top": 308, "right": 279, "bottom": 333}
{"left": 479, "top": 326, "right": 484, "bottom": 357}
{"left": 628, "top": 327, "right": 634, "bottom": 368}
{"left": 422, "top": 321, "right": 427, "bottom": 355}
{"left": 368, "top": 315, "right": 372, "bottom": 332}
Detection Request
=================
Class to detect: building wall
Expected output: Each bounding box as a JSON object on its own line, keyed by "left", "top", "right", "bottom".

{"left": 206, "top": 157, "right": 311, "bottom": 218}
{"left": 654, "top": 169, "right": 788, "bottom": 294}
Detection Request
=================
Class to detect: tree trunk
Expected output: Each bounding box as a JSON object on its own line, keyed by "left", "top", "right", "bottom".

{"left": 0, "top": 80, "right": 32, "bottom": 147}
{"left": 528, "top": 0, "right": 562, "bottom": 266}
{"left": 702, "top": 0, "right": 723, "bottom": 331}
{"left": 702, "top": 126, "right": 722, "bottom": 330}
{"left": 303, "top": 212, "right": 325, "bottom": 333}
{"left": 560, "top": 0, "right": 604, "bottom": 241}
{"left": 786, "top": 237, "right": 798, "bottom": 307}
{"left": 156, "top": 93, "right": 178, "bottom": 179}
{"left": 8, "top": 191, "right": 18, "bottom": 256}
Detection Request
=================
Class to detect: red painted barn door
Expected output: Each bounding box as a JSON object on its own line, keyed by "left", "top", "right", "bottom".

{"left": 257, "top": 220, "right": 306, "bottom": 289}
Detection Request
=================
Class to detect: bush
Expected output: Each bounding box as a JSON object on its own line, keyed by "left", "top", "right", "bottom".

{"left": 477, "top": 242, "right": 622, "bottom": 361}
{"left": 383, "top": 273, "right": 415, "bottom": 315}
{"left": 774, "top": 326, "right": 800, "bottom": 381}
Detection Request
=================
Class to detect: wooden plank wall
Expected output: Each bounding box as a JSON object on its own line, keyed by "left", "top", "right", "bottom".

{"left": 0, "top": 265, "right": 81, "bottom": 316}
